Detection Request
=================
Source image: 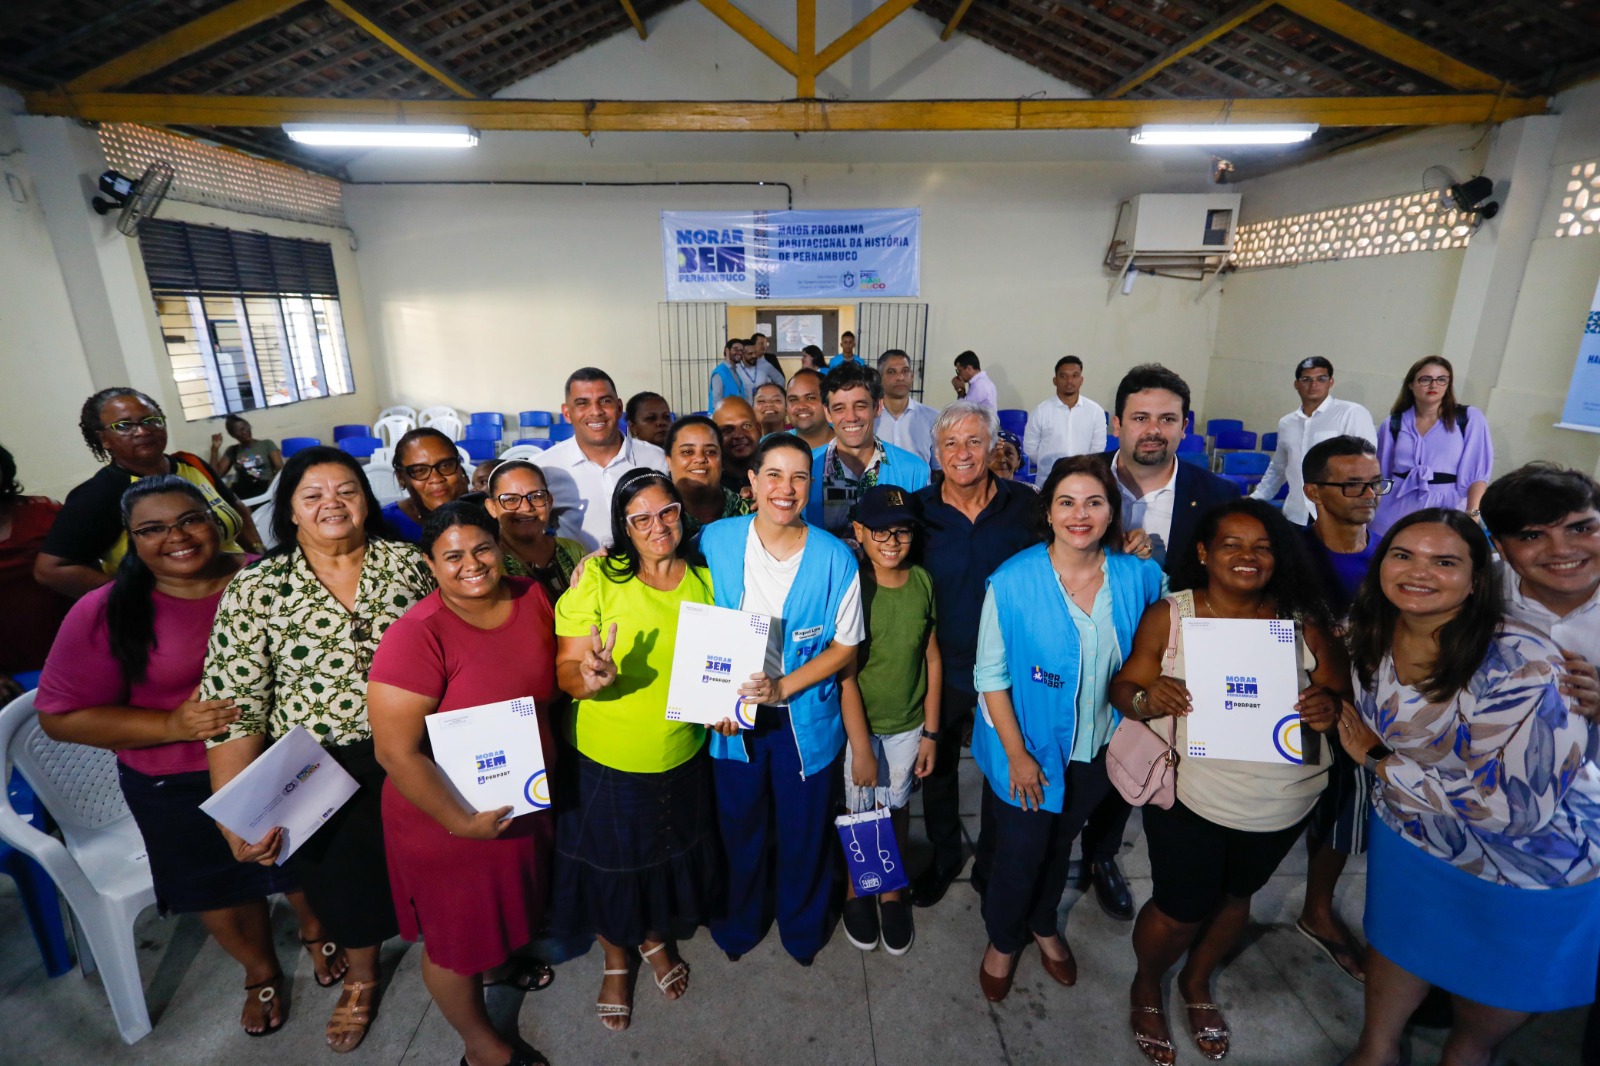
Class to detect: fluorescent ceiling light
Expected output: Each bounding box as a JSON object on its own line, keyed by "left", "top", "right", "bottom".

{"left": 1131, "top": 123, "right": 1318, "bottom": 146}
{"left": 282, "top": 123, "right": 479, "bottom": 148}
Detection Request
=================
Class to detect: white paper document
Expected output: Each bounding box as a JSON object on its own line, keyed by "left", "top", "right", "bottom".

{"left": 424, "top": 697, "right": 550, "bottom": 818}
{"left": 665, "top": 601, "right": 772, "bottom": 729}
{"left": 199, "top": 725, "right": 359, "bottom": 864}
{"left": 1181, "top": 618, "right": 1313, "bottom": 765}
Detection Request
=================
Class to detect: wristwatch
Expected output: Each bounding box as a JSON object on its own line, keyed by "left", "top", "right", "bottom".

{"left": 1132, "top": 689, "right": 1149, "bottom": 719}
{"left": 1363, "top": 741, "right": 1394, "bottom": 774}
{"left": 921, "top": 728, "right": 941, "bottom": 742}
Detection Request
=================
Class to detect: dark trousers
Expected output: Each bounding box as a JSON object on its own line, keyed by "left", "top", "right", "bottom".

{"left": 710, "top": 715, "right": 839, "bottom": 961}
{"left": 980, "top": 752, "right": 1112, "bottom": 954}
{"left": 1585, "top": 965, "right": 1600, "bottom": 1066}
{"left": 921, "top": 684, "right": 976, "bottom": 876}
{"left": 1080, "top": 784, "right": 1134, "bottom": 865}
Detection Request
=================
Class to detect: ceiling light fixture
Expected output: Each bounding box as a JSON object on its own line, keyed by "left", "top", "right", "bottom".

{"left": 282, "top": 123, "right": 479, "bottom": 148}
{"left": 1130, "top": 123, "right": 1318, "bottom": 146}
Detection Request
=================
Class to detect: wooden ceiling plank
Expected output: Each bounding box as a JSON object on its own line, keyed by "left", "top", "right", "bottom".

{"left": 1230, "top": 24, "right": 1394, "bottom": 94}
{"left": 941, "top": 0, "right": 976, "bottom": 42}
{"left": 1276, "top": 0, "right": 1502, "bottom": 91}
{"left": 696, "top": 0, "right": 800, "bottom": 77}
{"left": 65, "top": 0, "right": 309, "bottom": 93}
{"left": 813, "top": 0, "right": 920, "bottom": 75}
{"left": 1026, "top": 0, "right": 1175, "bottom": 55}
{"left": 973, "top": 5, "right": 1132, "bottom": 84}
{"left": 324, "top": 0, "right": 482, "bottom": 97}
{"left": 1104, "top": 0, "right": 1274, "bottom": 98}
{"left": 797, "top": 0, "right": 815, "bottom": 96}
{"left": 23, "top": 90, "right": 1548, "bottom": 130}
{"left": 1355, "top": 0, "right": 1544, "bottom": 75}
{"left": 17, "top": 0, "right": 175, "bottom": 67}
{"left": 618, "top": 0, "right": 648, "bottom": 40}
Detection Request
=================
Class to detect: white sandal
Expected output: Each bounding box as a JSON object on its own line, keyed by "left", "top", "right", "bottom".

{"left": 640, "top": 942, "right": 689, "bottom": 997}
{"left": 595, "top": 968, "right": 631, "bottom": 1030}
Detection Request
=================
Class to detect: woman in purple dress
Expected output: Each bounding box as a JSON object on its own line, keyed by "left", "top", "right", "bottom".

{"left": 1372, "top": 356, "right": 1493, "bottom": 537}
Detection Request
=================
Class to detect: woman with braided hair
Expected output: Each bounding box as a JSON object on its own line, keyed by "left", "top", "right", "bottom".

{"left": 35, "top": 388, "right": 261, "bottom": 598}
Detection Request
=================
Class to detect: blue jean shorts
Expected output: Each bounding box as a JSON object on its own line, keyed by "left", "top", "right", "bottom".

{"left": 843, "top": 726, "right": 924, "bottom": 811}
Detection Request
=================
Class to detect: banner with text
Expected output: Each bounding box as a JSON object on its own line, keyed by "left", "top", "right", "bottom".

{"left": 1558, "top": 273, "right": 1600, "bottom": 435}
{"left": 662, "top": 209, "right": 921, "bottom": 301}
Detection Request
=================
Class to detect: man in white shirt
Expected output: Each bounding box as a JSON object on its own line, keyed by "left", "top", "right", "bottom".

{"left": 1251, "top": 357, "right": 1378, "bottom": 525}
{"left": 747, "top": 332, "right": 785, "bottom": 391}
{"left": 1024, "top": 355, "right": 1107, "bottom": 475}
{"left": 542, "top": 367, "right": 668, "bottom": 550}
{"left": 951, "top": 350, "right": 998, "bottom": 410}
{"left": 873, "top": 348, "right": 938, "bottom": 464}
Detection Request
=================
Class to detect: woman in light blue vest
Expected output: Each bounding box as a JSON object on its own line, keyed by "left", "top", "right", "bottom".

{"left": 700, "top": 433, "right": 867, "bottom": 965}
{"left": 972, "top": 456, "right": 1165, "bottom": 1002}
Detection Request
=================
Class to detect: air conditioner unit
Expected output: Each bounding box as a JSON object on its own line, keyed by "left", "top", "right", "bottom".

{"left": 1105, "top": 193, "right": 1242, "bottom": 277}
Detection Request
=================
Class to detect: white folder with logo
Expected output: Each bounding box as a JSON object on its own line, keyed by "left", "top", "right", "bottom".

{"left": 1180, "top": 618, "right": 1311, "bottom": 765}
{"left": 199, "top": 725, "right": 359, "bottom": 864}
{"left": 664, "top": 601, "right": 772, "bottom": 729}
{"left": 424, "top": 697, "right": 550, "bottom": 817}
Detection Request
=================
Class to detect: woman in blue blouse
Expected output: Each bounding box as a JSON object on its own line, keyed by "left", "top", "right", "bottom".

{"left": 971, "top": 456, "right": 1165, "bottom": 1001}
{"left": 1339, "top": 507, "right": 1600, "bottom": 1066}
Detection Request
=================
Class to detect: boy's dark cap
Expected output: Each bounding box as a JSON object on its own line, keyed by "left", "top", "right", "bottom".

{"left": 851, "top": 484, "right": 919, "bottom": 529}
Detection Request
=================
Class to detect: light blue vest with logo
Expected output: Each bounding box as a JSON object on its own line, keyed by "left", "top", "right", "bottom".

{"left": 972, "top": 545, "right": 1164, "bottom": 813}
{"left": 804, "top": 442, "right": 931, "bottom": 526}
{"left": 708, "top": 362, "right": 745, "bottom": 411}
{"left": 701, "top": 514, "right": 857, "bottom": 777}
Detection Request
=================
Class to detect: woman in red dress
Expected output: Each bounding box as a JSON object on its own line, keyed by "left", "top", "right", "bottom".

{"left": 0, "top": 443, "right": 72, "bottom": 696}
{"left": 369, "top": 501, "right": 559, "bottom": 1066}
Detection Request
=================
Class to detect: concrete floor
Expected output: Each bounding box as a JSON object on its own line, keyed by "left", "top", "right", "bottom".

{"left": 0, "top": 755, "right": 1585, "bottom": 1065}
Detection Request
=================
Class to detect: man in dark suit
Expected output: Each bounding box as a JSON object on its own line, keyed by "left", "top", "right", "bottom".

{"left": 1079, "top": 363, "right": 1240, "bottom": 921}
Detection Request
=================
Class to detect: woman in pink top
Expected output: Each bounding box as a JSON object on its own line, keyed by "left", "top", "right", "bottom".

{"left": 35, "top": 475, "right": 347, "bottom": 1038}
{"left": 369, "top": 501, "right": 560, "bottom": 1066}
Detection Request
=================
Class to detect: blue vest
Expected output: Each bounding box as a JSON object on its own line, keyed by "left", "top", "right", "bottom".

{"left": 805, "top": 442, "right": 931, "bottom": 526}
{"left": 972, "top": 546, "right": 1164, "bottom": 812}
{"left": 701, "top": 514, "right": 857, "bottom": 777}
{"left": 708, "top": 362, "right": 745, "bottom": 411}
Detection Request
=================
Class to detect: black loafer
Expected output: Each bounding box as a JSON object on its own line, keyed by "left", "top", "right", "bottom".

{"left": 911, "top": 864, "right": 960, "bottom": 909}
{"left": 1091, "top": 859, "right": 1135, "bottom": 921}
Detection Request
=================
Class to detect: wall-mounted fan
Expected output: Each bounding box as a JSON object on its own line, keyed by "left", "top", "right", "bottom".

{"left": 1423, "top": 165, "right": 1499, "bottom": 223}
{"left": 90, "top": 161, "right": 175, "bottom": 236}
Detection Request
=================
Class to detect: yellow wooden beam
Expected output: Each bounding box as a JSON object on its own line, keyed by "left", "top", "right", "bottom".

{"left": 1278, "top": 0, "right": 1501, "bottom": 91}
{"left": 1106, "top": 0, "right": 1273, "bottom": 99}
{"left": 66, "top": 0, "right": 305, "bottom": 93}
{"left": 696, "top": 0, "right": 798, "bottom": 77}
{"left": 813, "top": 0, "right": 920, "bottom": 76}
{"left": 25, "top": 91, "right": 1548, "bottom": 131}
{"left": 324, "top": 0, "right": 479, "bottom": 98}
{"left": 797, "top": 0, "right": 816, "bottom": 97}
{"left": 941, "top": 0, "right": 977, "bottom": 43}
{"left": 618, "top": 0, "right": 648, "bottom": 40}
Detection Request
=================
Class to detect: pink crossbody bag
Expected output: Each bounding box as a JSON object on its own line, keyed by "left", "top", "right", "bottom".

{"left": 1105, "top": 596, "right": 1181, "bottom": 809}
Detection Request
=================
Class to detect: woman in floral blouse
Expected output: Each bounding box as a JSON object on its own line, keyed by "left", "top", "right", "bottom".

{"left": 203, "top": 445, "right": 434, "bottom": 1054}
{"left": 1339, "top": 507, "right": 1600, "bottom": 1066}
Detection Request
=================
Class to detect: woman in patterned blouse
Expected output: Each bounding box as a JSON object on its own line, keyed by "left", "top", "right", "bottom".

{"left": 1339, "top": 507, "right": 1600, "bottom": 1066}
{"left": 202, "top": 446, "right": 435, "bottom": 1054}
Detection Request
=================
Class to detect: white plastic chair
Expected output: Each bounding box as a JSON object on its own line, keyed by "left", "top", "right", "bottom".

{"left": 372, "top": 415, "right": 414, "bottom": 450}
{"left": 365, "top": 461, "right": 404, "bottom": 507}
{"left": 497, "top": 444, "right": 550, "bottom": 464}
{"left": 455, "top": 445, "right": 474, "bottom": 467}
{"left": 417, "top": 405, "right": 458, "bottom": 428}
{"left": 429, "top": 413, "right": 463, "bottom": 441}
{"left": 377, "top": 405, "right": 416, "bottom": 423}
{"left": 369, "top": 446, "right": 392, "bottom": 468}
{"left": 0, "top": 691, "right": 157, "bottom": 1044}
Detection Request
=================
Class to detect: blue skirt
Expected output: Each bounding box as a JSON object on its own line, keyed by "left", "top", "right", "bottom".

{"left": 1366, "top": 813, "right": 1600, "bottom": 1012}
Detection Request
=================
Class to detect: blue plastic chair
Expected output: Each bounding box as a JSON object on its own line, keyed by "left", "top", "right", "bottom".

{"left": 513, "top": 438, "right": 554, "bottom": 450}
{"left": 1177, "top": 434, "right": 1207, "bottom": 454}
{"left": 470, "top": 412, "right": 505, "bottom": 428}
{"left": 3, "top": 672, "right": 73, "bottom": 979}
{"left": 1185, "top": 411, "right": 1195, "bottom": 432}
{"left": 463, "top": 423, "right": 501, "bottom": 442}
{"left": 519, "top": 411, "right": 553, "bottom": 430}
{"left": 549, "top": 424, "right": 576, "bottom": 442}
{"left": 998, "top": 409, "right": 1028, "bottom": 439}
{"left": 331, "top": 424, "right": 367, "bottom": 442}
{"left": 1221, "top": 452, "right": 1270, "bottom": 476}
{"left": 458, "top": 437, "right": 497, "bottom": 462}
{"left": 1178, "top": 451, "right": 1209, "bottom": 468}
{"left": 1214, "top": 429, "right": 1258, "bottom": 452}
{"left": 337, "top": 435, "right": 383, "bottom": 459}
{"left": 280, "top": 437, "right": 320, "bottom": 458}
{"left": 1261, "top": 432, "right": 1279, "bottom": 453}
{"left": 1206, "top": 418, "right": 1244, "bottom": 438}
{"left": 1104, "top": 435, "right": 1119, "bottom": 453}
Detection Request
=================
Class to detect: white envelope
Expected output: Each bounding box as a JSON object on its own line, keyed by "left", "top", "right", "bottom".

{"left": 1180, "top": 617, "right": 1316, "bottom": 765}
{"left": 664, "top": 601, "right": 772, "bottom": 728}
{"left": 424, "top": 697, "right": 550, "bottom": 818}
{"left": 199, "top": 725, "right": 359, "bottom": 865}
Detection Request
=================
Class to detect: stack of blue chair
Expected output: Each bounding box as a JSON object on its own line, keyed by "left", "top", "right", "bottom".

{"left": 337, "top": 436, "right": 383, "bottom": 460}
{"left": 519, "top": 411, "right": 554, "bottom": 438}
{"left": 281, "top": 437, "right": 320, "bottom": 458}
{"left": 1213, "top": 428, "right": 1258, "bottom": 453}
{"left": 332, "top": 424, "right": 368, "bottom": 442}
{"left": 512, "top": 438, "right": 554, "bottom": 450}
{"left": 458, "top": 438, "right": 497, "bottom": 462}
{"left": 1261, "top": 431, "right": 1279, "bottom": 454}
{"left": 998, "top": 409, "right": 1028, "bottom": 439}
{"left": 1220, "top": 451, "right": 1271, "bottom": 493}
{"left": 1177, "top": 434, "right": 1208, "bottom": 468}
{"left": 549, "top": 423, "right": 576, "bottom": 442}
{"left": 1205, "top": 418, "right": 1243, "bottom": 439}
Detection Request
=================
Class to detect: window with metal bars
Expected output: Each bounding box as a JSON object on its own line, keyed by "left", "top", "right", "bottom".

{"left": 136, "top": 219, "right": 355, "bottom": 421}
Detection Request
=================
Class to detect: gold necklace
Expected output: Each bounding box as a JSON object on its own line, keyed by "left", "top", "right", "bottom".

{"left": 1057, "top": 552, "right": 1104, "bottom": 599}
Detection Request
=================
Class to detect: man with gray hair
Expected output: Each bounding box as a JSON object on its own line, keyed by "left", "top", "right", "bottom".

{"left": 910, "top": 401, "right": 1038, "bottom": 907}
{"left": 874, "top": 349, "right": 938, "bottom": 464}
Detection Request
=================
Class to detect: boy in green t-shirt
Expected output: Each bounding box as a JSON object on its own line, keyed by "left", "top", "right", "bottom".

{"left": 840, "top": 484, "right": 941, "bottom": 957}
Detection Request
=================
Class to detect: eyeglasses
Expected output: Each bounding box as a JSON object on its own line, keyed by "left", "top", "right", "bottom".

{"left": 495, "top": 489, "right": 551, "bottom": 510}
{"left": 625, "top": 502, "right": 683, "bottom": 532}
{"left": 128, "top": 511, "right": 213, "bottom": 540}
{"left": 102, "top": 415, "right": 167, "bottom": 435}
{"left": 1310, "top": 478, "right": 1395, "bottom": 497}
{"left": 867, "top": 528, "right": 914, "bottom": 544}
{"left": 1413, "top": 375, "right": 1451, "bottom": 387}
{"left": 400, "top": 458, "right": 463, "bottom": 482}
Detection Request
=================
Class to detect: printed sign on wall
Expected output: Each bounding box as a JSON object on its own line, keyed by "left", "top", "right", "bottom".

{"left": 662, "top": 209, "right": 921, "bottom": 301}
{"left": 1558, "top": 273, "right": 1600, "bottom": 435}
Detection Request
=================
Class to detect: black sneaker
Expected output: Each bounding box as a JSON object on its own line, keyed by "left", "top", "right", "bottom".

{"left": 842, "top": 895, "right": 880, "bottom": 951}
{"left": 879, "top": 900, "right": 914, "bottom": 956}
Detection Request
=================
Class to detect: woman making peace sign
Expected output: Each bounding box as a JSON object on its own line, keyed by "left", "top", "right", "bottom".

{"left": 552, "top": 469, "right": 732, "bottom": 1032}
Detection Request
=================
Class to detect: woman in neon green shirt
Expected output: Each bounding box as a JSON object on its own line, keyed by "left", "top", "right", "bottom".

{"left": 553, "top": 468, "right": 736, "bottom": 1033}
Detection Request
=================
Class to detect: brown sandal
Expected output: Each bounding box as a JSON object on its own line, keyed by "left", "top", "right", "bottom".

{"left": 326, "top": 979, "right": 378, "bottom": 1053}
{"left": 301, "top": 936, "right": 348, "bottom": 988}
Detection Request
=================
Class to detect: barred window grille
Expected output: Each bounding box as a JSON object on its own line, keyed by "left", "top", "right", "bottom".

{"left": 138, "top": 219, "right": 354, "bottom": 422}
{"left": 1555, "top": 161, "right": 1600, "bottom": 238}
{"left": 1230, "top": 192, "right": 1473, "bottom": 270}
{"left": 98, "top": 123, "right": 344, "bottom": 229}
